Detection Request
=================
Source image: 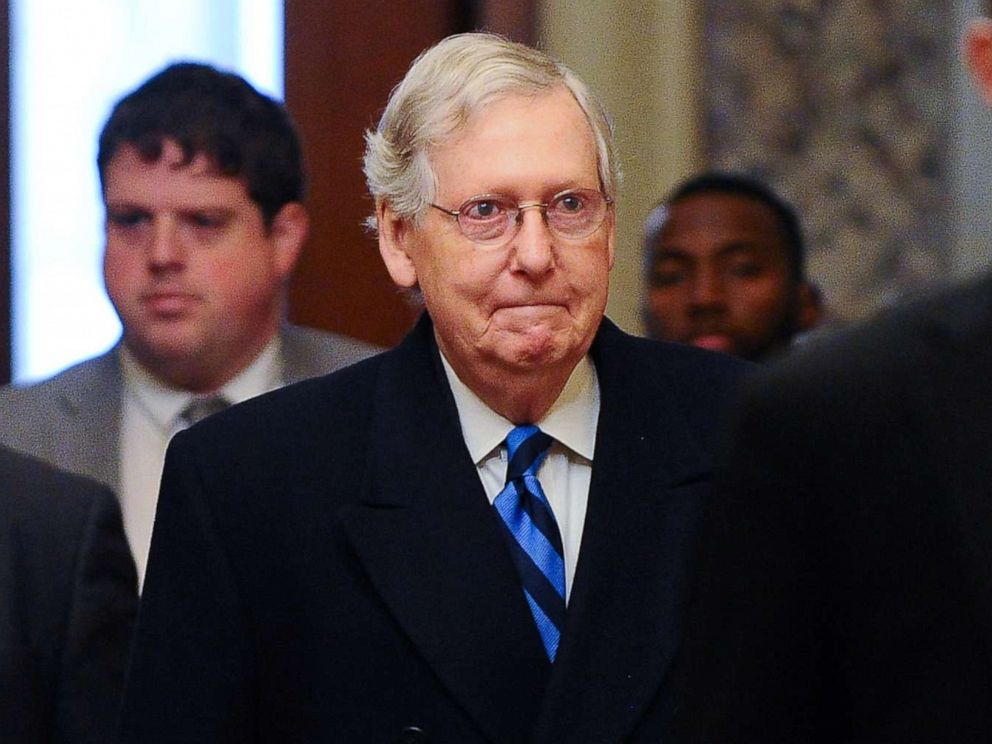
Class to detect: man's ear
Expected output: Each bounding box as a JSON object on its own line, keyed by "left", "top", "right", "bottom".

{"left": 604, "top": 206, "right": 616, "bottom": 270}
{"left": 965, "top": 19, "right": 992, "bottom": 105}
{"left": 376, "top": 201, "right": 419, "bottom": 289}
{"left": 269, "top": 202, "right": 309, "bottom": 278}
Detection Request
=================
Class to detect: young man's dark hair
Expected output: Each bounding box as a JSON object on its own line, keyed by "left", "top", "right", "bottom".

{"left": 658, "top": 171, "right": 807, "bottom": 283}
{"left": 97, "top": 61, "right": 304, "bottom": 226}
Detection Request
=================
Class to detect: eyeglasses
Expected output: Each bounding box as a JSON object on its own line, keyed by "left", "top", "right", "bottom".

{"left": 430, "top": 188, "right": 613, "bottom": 247}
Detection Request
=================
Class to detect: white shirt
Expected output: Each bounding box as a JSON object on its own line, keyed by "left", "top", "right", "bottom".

{"left": 440, "top": 354, "right": 600, "bottom": 603}
{"left": 119, "top": 338, "right": 283, "bottom": 586}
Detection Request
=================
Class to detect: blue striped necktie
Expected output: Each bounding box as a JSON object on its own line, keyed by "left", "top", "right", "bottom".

{"left": 493, "top": 425, "right": 566, "bottom": 661}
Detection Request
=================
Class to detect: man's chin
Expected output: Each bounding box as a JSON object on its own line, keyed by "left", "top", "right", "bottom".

{"left": 488, "top": 326, "right": 589, "bottom": 372}
{"left": 126, "top": 331, "right": 205, "bottom": 366}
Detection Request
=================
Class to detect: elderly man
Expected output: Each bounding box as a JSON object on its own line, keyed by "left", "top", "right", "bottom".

{"left": 121, "top": 34, "right": 746, "bottom": 743}
{"left": 0, "top": 445, "right": 136, "bottom": 744}
{"left": 0, "top": 62, "right": 377, "bottom": 582}
{"left": 673, "top": 7, "right": 992, "bottom": 743}
{"left": 643, "top": 172, "right": 822, "bottom": 361}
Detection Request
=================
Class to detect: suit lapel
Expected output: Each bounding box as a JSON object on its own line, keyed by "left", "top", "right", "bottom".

{"left": 338, "top": 316, "right": 550, "bottom": 743}
{"left": 58, "top": 350, "right": 122, "bottom": 490}
{"left": 535, "top": 321, "right": 713, "bottom": 743}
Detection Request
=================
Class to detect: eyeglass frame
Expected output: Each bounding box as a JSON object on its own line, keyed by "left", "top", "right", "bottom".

{"left": 428, "top": 187, "right": 614, "bottom": 247}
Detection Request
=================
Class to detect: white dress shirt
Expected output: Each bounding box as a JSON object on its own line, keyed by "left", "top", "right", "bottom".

{"left": 119, "top": 338, "right": 283, "bottom": 586}
{"left": 440, "top": 353, "right": 600, "bottom": 603}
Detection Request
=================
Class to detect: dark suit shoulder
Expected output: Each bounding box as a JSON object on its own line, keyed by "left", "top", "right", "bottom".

{"left": 592, "top": 319, "right": 753, "bottom": 438}
{"left": 169, "top": 350, "right": 388, "bottom": 506}
{"left": 0, "top": 446, "right": 114, "bottom": 533}
{"left": 594, "top": 317, "right": 751, "bottom": 387}
{"left": 0, "top": 445, "right": 137, "bottom": 744}
{"left": 195, "top": 348, "right": 385, "bottom": 439}
{"left": 0, "top": 449, "right": 134, "bottom": 619}
{"left": 742, "top": 276, "right": 992, "bottom": 416}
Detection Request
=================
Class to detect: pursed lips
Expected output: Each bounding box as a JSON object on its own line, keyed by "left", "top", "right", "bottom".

{"left": 493, "top": 300, "right": 567, "bottom": 312}
{"left": 141, "top": 288, "right": 200, "bottom": 315}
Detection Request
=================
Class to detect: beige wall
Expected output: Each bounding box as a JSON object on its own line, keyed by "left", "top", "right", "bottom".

{"left": 539, "top": 2, "right": 702, "bottom": 334}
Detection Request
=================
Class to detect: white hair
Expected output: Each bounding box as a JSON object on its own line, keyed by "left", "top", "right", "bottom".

{"left": 363, "top": 32, "right": 619, "bottom": 229}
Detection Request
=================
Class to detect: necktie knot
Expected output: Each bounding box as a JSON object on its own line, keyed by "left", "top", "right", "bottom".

{"left": 179, "top": 395, "right": 231, "bottom": 427}
{"left": 505, "top": 425, "right": 553, "bottom": 483}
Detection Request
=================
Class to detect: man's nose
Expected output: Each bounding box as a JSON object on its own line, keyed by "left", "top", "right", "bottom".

{"left": 147, "top": 221, "right": 186, "bottom": 267}
{"left": 509, "top": 207, "right": 554, "bottom": 275}
{"left": 689, "top": 268, "right": 726, "bottom": 307}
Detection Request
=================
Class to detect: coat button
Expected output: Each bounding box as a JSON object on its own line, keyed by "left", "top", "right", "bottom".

{"left": 398, "top": 725, "right": 426, "bottom": 743}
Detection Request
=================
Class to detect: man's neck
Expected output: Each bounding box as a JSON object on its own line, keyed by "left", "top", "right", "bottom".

{"left": 445, "top": 356, "right": 579, "bottom": 424}
{"left": 122, "top": 332, "right": 283, "bottom": 396}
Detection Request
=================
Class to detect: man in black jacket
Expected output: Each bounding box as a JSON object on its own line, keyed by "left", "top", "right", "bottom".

{"left": 120, "top": 32, "right": 747, "bottom": 743}
{"left": 675, "top": 10, "right": 992, "bottom": 741}
{"left": 0, "top": 445, "right": 137, "bottom": 744}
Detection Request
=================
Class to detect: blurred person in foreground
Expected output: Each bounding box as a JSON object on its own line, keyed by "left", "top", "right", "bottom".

{"left": 643, "top": 172, "right": 822, "bottom": 361}
{"left": 120, "top": 32, "right": 748, "bottom": 744}
{"left": 0, "top": 62, "right": 378, "bottom": 583}
{"left": 674, "top": 10, "right": 992, "bottom": 743}
{"left": 0, "top": 445, "right": 136, "bottom": 744}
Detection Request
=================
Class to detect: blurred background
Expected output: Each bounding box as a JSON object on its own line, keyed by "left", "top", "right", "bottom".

{"left": 2, "top": 0, "right": 988, "bottom": 384}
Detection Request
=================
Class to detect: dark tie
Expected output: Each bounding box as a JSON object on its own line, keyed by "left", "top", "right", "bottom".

{"left": 493, "top": 425, "right": 566, "bottom": 661}
{"left": 179, "top": 395, "right": 230, "bottom": 427}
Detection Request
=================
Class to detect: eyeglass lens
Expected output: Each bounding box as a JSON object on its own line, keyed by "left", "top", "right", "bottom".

{"left": 456, "top": 189, "right": 608, "bottom": 244}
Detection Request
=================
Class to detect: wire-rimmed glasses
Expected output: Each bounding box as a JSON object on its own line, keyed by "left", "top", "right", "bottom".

{"left": 430, "top": 188, "right": 613, "bottom": 248}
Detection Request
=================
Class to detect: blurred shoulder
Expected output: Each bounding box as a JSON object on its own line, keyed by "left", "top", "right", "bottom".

{"left": 0, "top": 349, "right": 120, "bottom": 409}
{"left": 183, "top": 347, "right": 389, "bottom": 449}
{"left": 0, "top": 445, "right": 116, "bottom": 538}
{"left": 281, "top": 324, "right": 384, "bottom": 380}
{"left": 764, "top": 273, "right": 992, "bottom": 394}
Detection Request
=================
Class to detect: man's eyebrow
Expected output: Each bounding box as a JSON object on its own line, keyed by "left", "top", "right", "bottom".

{"left": 178, "top": 206, "right": 236, "bottom": 215}
{"left": 104, "top": 199, "right": 146, "bottom": 210}
{"left": 716, "top": 241, "right": 774, "bottom": 259}
{"left": 652, "top": 246, "right": 693, "bottom": 261}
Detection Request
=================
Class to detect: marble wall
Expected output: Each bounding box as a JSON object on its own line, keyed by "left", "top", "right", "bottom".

{"left": 703, "top": 0, "right": 962, "bottom": 321}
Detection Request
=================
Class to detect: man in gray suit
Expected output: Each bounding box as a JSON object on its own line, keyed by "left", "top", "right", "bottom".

{"left": 0, "top": 63, "right": 378, "bottom": 582}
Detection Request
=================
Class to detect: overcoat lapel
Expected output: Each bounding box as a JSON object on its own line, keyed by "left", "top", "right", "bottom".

{"left": 339, "top": 316, "right": 551, "bottom": 743}
{"left": 919, "top": 278, "right": 992, "bottom": 649}
{"left": 534, "top": 321, "right": 713, "bottom": 743}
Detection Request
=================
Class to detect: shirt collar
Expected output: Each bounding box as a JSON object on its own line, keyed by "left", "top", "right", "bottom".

{"left": 439, "top": 353, "right": 600, "bottom": 466}
{"left": 120, "top": 335, "right": 284, "bottom": 431}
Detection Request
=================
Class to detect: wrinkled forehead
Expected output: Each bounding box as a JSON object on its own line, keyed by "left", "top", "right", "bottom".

{"left": 426, "top": 86, "right": 599, "bottom": 185}
{"left": 429, "top": 82, "right": 576, "bottom": 152}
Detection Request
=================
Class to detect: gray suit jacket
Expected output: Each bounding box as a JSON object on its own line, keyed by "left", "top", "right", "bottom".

{"left": 0, "top": 324, "right": 379, "bottom": 491}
